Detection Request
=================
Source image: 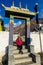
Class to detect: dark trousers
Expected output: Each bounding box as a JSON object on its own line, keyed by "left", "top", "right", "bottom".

{"left": 17, "top": 45, "right": 22, "bottom": 52}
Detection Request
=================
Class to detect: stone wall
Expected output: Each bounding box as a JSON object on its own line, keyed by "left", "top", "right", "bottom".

{"left": 0, "top": 32, "right": 9, "bottom": 59}
{"left": 30, "top": 32, "right": 43, "bottom": 53}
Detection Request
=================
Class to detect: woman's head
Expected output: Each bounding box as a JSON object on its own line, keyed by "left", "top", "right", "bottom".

{"left": 18, "top": 36, "right": 22, "bottom": 40}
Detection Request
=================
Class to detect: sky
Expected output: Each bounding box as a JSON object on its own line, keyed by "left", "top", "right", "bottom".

{"left": 0, "top": 0, "right": 43, "bottom": 25}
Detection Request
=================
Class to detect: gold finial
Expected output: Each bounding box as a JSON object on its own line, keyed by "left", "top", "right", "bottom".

{"left": 19, "top": 2, "right": 21, "bottom": 8}
{"left": 12, "top": 1, "right": 14, "bottom": 6}
{"left": 26, "top": 4, "right": 28, "bottom": 9}
{"left": 11, "top": 1, "right": 14, "bottom": 8}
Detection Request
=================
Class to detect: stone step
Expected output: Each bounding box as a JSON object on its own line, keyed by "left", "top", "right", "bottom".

{"left": 0, "top": 61, "right": 1, "bottom": 63}
{"left": 13, "top": 46, "right": 26, "bottom": 50}
{"left": 13, "top": 52, "right": 28, "bottom": 55}
{"left": 10, "top": 47, "right": 27, "bottom": 51}
{"left": 29, "top": 63, "right": 36, "bottom": 65}
{"left": 0, "top": 60, "right": 2, "bottom": 65}
{"left": 14, "top": 53, "right": 30, "bottom": 59}
{"left": 0, "top": 62, "right": 2, "bottom": 65}
{"left": 13, "top": 49, "right": 28, "bottom": 54}
{"left": 15, "top": 62, "right": 34, "bottom": 65}
{"left": 14, "top": 51, "right": 29, "bottom": 55}
{"left": 0, "top": 58, "right": 2, "bottom": 62}
{"left": 15, "top": 58, "right": 32, "bottom": 64}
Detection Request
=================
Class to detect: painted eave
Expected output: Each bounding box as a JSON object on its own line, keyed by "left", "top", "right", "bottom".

{"left": 5, "top": 7, "right": 36, "bottom": 16}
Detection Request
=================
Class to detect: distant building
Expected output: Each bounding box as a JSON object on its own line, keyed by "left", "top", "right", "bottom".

{"left": 0, "top": 16, "right": 5, "bottom": 31}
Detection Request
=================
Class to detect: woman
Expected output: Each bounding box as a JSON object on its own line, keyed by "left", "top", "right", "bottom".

{"left": 16, "top": 36, "right": 23, "bottom": 54}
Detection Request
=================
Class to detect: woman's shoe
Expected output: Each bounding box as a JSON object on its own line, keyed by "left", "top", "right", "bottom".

{"left": 21, "top": 51, "right": 23, "bottom": 54}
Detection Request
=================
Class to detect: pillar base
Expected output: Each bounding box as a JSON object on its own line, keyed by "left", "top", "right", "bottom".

{"left": 8, "top": 45, "right": 15, "bottom": 65}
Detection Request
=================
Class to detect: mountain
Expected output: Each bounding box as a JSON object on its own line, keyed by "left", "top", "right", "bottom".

{"left": 30, "top": 18, "right": 43, "bottom": 31}
{"left": 5, "top": 18, "right": 43, "bottom": 35}
{"left": 38, "top": 18, "right": 43, "bottom": 24}
{"left": 13, "top": 22, "right": 25, "bottom": 35}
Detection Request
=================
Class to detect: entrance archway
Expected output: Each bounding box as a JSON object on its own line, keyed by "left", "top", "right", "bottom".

{"left": 9, "top": 16, "right": 30, "bottom": 48}
{"left": 2, "top": 2, "right": 35, "bottom": 65}
{"left": 2, "top": 3, "right": 35, "bottom": 46}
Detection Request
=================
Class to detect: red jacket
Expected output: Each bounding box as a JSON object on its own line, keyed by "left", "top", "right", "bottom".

{"left": 16, "top": 38, "right": 23, "bottom": 46}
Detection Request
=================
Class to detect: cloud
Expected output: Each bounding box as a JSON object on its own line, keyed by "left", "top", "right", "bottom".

{"left": 14, "top": 23, "right": 17, "bottom": 26}
{"left": 4, "top": 21, "right": 22, "bottom": 28}
{"left": 4, "top": 24, "right": 9, "bottom": 27}
{"left": 18, "top": 21, "right": 22, "bottom": 25}
{"left": 14, "top": 21, "right": 22, "bottom": 27}
{"left": 13, "top": 23, "right": 17, "bottom": 27}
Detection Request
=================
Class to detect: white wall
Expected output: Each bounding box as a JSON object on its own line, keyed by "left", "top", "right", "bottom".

{"left": 0, "top": 31, "right": 43, "bottom": 59}
{"left": 30, "top": 32, "right": 43, "bottom": 53}
{"left": 0, "top": 32, "right": 9, "bottom": 58}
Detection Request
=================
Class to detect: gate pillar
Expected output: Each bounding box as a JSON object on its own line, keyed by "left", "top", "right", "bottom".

{"left": 8, "top": 15, "right": 15, "bottom": 65}
{"left": 25, "top": 18, "right": 30, "bottom": 49}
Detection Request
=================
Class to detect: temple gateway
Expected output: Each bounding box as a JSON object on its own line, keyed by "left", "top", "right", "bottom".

{"left": 1, "top": 2, "right": 40, "bottom": 65}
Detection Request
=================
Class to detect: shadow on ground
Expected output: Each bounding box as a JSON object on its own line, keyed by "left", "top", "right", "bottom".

{"left": 2, "top": 46, "right": 8, "bottom": 65}
{"left": 38, "top": 53, "right": 43, "bottom": 65}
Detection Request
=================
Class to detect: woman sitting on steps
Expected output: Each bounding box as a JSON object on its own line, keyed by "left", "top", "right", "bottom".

{"left": 16, "top": 35, "right": 23, "bottom": 54}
